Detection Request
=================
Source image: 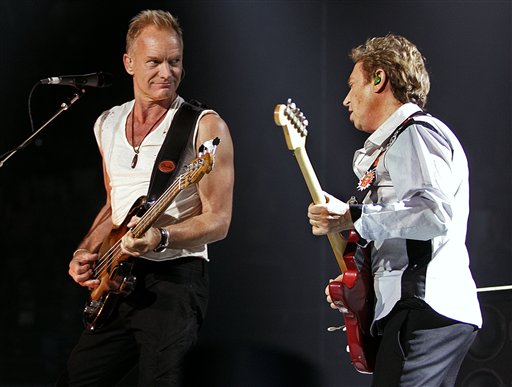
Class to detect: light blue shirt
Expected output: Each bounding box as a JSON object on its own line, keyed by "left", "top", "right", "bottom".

{"left": 353, "top": 103, "right": 482, "bottom": 327}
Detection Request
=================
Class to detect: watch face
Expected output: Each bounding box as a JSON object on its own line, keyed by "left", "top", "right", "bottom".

{"left": 154, "top": 227, "right": 169, "bottom": 252}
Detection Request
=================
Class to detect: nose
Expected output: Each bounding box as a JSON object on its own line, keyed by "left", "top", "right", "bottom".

{"left": 342, "top": 94, "right": 350, "bottom": 108}
{"left": 159, "top": 62, "right": 173, "bottom": 79}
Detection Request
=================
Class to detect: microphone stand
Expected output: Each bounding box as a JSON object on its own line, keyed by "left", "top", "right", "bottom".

{"left": 0, "top": 88, "right": 85, "bottom": 168}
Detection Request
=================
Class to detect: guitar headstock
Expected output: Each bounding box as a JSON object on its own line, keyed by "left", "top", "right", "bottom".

{"left": 274, "top": 99, "right": 309, "bottom": 151}
{"left": 182, "top": 137, "right": 220, "bottom": 183}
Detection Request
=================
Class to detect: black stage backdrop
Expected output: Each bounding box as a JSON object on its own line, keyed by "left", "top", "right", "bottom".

{"left": 0, "top": 1, "right": 510, "bottom": 386}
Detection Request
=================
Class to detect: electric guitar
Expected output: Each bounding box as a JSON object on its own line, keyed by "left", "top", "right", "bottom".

{"left": 82, "top": 138, "right": 220, "bottom": 331}
{"left": 274, "top": 100, "right": 378, "bottom": 373}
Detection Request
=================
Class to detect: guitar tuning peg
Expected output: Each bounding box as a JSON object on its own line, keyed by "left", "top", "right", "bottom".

{"left": 303, "top": 119, "right": 309, "bottom": 126}
{"left": 286, "top": 98, "right": 292, "bottom": 105}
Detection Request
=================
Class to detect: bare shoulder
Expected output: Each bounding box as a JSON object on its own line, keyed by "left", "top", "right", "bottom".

{"left": 196, "top": 112, "right": 232, "bottom": 149}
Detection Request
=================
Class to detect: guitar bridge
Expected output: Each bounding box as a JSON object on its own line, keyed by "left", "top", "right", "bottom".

{"left": 84, "top": 300, "right": 102, "bottom": 315}
{"left": 117, "top": 274, "right": 136, "bottom": 295}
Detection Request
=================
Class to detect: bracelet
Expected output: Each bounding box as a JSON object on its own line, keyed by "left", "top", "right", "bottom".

{"left": 73, "top": 248, "right": 90, "bottom": 257}
{"left": 153, "top": 227, "right": 170, "bottom": 253}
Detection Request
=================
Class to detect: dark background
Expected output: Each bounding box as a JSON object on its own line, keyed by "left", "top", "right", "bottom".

{"left": 0, "top": 1, "right": 510, "bottom": 386}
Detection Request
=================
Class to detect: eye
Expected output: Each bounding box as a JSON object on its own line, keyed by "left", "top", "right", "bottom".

{"left": 169, "top": 58, "right": 181, "bottom": 66}
{"left": 146, "top": 57, "right": 161, "bottom": 65}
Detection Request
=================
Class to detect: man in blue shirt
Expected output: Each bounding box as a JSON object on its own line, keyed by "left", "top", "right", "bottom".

{"left": 308, "top": 34, "right": 481, "bottom": 386}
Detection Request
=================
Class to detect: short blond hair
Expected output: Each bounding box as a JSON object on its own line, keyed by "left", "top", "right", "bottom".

{"left": 351, "top": 34, "right": 430, "bottom": 108}
{"left": 126, "top": 9, "right": 183, "bottom": 53}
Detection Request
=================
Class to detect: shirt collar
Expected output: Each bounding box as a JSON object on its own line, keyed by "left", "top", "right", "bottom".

{"left": 363, "top": 103, "right": 422, "bottom": 151}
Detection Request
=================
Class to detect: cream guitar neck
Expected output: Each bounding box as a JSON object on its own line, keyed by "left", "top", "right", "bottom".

{"left": 293, "top": 147, "right": 348, "bottom": 273}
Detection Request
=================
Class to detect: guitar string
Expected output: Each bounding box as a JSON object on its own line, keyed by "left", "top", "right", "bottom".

{"left": 93, "top": 176, "right": 185, "bottom": 276}
{"left": 93, "top": 155, "right": 209, "bottom": 276}
{"left": 92, "top": 164, "right": 205, "bottom": 277}
{"left": 93, "top": 173, "right": 187, "bottom": 275}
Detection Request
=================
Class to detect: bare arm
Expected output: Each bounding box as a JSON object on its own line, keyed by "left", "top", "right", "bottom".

{"left": 76, "top": 200, "right": 113, "bottom": 253}
{"left": 121, "top": 112, "right": 234, "bottom": 255}
{"left": 168, "top": 113, "right": 234, "bottom": 247}
{"left": 69, "top": 162, "right": 113, "bottom": 287}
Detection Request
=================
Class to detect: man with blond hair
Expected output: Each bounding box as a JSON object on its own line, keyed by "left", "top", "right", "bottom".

{"left": 308, "top": 35, "right": 481, "bottom": 386}
{"left": 57, "top": 9, "right": 234, "bottom": 386}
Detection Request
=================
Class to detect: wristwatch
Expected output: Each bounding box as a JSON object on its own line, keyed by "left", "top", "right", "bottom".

{"left": 153, "top": 227, "right": 170, "bottom": 252}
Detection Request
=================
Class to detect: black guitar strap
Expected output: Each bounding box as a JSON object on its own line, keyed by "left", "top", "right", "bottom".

{"left": 146, "top": 101, "right": 206, "bottom": 204}
{"left": 353, "top": 111, "right": 429, "bottom": 198}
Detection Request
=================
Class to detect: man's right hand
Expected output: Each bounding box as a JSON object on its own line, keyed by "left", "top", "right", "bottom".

{"left": 69, "top": 250, "right": 100, "bottom": 288}
{"left": 308, "top": 192, "right": 352, "bottom": 235}
{"left": 325, "top": 274, "right": 347, "bottom": 312}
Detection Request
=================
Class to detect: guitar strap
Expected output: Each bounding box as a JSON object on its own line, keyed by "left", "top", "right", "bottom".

{"left": 146, "top": 100, "right": 206, "bottom": 204}
{"left": 348, "top": 111, "right": 430, "bottom": 245}
{"left": 355, "top": 111, "right": 429, "bottom": 195}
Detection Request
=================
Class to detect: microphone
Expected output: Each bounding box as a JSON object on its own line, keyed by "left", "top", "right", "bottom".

{"left": 40, "top": 72, "right": 112, "bottom": 88}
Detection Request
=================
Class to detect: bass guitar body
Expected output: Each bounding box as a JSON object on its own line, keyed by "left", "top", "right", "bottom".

{"left": 83, "top": 198, "right": 145, "bottom": 330}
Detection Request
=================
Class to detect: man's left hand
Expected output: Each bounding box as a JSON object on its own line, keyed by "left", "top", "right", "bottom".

{"left": 120, "top": 216, "right": 161, "bottom": 256}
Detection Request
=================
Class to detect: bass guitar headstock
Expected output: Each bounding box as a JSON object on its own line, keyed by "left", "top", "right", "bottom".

{"left": 274, "top": 99, "right": 309, "bottom": 151}
{"left": 184, "top": 137, "right": 220, "bottom": 182}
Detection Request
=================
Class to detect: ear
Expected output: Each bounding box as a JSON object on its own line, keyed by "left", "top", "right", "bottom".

{"left": 123, "top": 53, "right": 135, "bottom": 75}
{"left": 373, "top": 69, "right": 386, "bottom": 92}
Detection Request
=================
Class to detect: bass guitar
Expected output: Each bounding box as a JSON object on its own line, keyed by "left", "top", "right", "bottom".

{"left": 83, "top": 138, "right": 220, "bottom": 331}
{"left": 273, "top": 100, "right": 377, "bottom": 373}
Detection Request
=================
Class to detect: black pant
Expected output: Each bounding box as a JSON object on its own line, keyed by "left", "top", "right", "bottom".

{"left": 57, "top": 257, "right": 209, "bottom": 387}
{"left": 372, "top": 299, "right": 477, "bottom": 387}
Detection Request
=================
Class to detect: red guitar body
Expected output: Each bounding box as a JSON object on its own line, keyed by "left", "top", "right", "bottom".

{"left": 328, "top": 230, "right": 379, "bottom": 373}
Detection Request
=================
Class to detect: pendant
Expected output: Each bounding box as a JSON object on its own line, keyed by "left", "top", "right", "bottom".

{"left": 131, "top": 153, "right": 138, "bottom": 169}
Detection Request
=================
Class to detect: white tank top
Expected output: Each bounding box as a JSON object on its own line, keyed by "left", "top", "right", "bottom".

{"left": 94, "top": 96, "right": 214, "bottom": 261}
